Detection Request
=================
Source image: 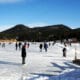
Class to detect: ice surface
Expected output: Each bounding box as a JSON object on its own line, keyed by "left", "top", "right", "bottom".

{"left": 0, "top": 42, "right": 80, "bottom": 80}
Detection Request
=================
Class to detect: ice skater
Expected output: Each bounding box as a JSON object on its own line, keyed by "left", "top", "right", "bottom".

{"left": 44, "top": 42, "right": 48, "bottom": 52}
{"left": 39, "top": 43, "right": 43, "bottom": 52}
{"left": 27, "top": 43, "right": 30, "bottom": 48}
{"left": 2, "top": 43, "right": 5, "bottom": 48}
{"left": 63, "top": 47, "right": 67, "bottom": 57}
{"left": 15, "top": 42, "right": 18, "bottom": 50}
{"left": 21, "top": 44, "right": 27, "bottom": 64}
{"left": 19, "top": 42, "right": 22, "bottom": 50}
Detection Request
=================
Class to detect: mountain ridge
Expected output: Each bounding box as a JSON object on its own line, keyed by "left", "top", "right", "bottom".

{"left": 0, "top": 24, "right": 80, "bottom": 41}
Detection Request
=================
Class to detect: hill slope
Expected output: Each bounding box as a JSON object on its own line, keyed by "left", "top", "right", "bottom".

{"left": 0, "top": 24, "right": 79, "bottom": 41}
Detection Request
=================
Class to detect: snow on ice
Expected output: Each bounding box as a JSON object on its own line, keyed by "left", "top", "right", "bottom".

{"left": 0, "top": 42, "right": 80, "bottom": 80}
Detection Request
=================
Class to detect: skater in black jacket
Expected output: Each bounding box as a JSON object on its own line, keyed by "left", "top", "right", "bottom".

{"left": 39, "top": 43, "right": 43, "bottom": 52}
{"left": 21, "top": 44, "right": 26, "bottom": 64}
{"left": 63, "top": 47, "right": 66, "bottom": 57}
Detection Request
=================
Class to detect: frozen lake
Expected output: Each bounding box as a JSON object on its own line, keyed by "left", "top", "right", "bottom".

{"left": 0, "top": 42, "right": 80, "bottom": 80}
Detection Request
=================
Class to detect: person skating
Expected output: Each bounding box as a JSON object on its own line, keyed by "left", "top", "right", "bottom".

{"left": 15, "top": 42, "right": 18, "bottom": 50}
{"left": 21, "top": 44, "right": 27, "bottom": 64}
{"left": 44, "top": 42, "right": 48, "bottom": 52}
{"left": 27, "top": 43, "right": 30, "bottom": 48}
{"left": 2, "top": 43, "right": 5, "bottom": 48}
{"left": 39, "top": 43, "right": 43, "bottom": 52}
{"left": 19, "top": 42, "right": 22, "bottom": 50}
{"left": 63, "top": 47, "right": 66, "bottom": 57}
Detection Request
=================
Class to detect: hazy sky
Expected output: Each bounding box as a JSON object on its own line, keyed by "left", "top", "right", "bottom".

{"left": 0, "top": 0, "right": 80, "bottom": 31}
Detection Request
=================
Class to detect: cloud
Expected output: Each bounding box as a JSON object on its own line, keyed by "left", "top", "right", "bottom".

{"left": 27, "top": 22, "right": 48, "bottom": 27}
{"left": 0, "top": 25, "right": 13, "bottom": 32}
{"left": 0, "top": 0, "right": 23, "bottom": 3}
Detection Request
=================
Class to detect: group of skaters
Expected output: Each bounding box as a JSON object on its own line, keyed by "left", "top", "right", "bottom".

{"left": 0, "top": 41, "right": 71, "bottom": 65}
{"left": 39, "top": 42, "right": 67, "bottom": 58}
{"left": 15, "top": 42, "right": 22, "bottom": 50}
{"left": 0, "top": 42, "right": 5, "bottom": 48}
{"left": 15, "top": 42, "right": 30, "bottom": 50}
{"left": 39, "top": 41, "right": 56, "bottom": 52}
{"left": 39, "top": 42, "right": 48, "bottom": 52}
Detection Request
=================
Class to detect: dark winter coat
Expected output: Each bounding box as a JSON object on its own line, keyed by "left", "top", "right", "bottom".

{"left": 63, "top": 47, "right": 66, "bottom": 57}
{"left": 39, "top": 44, "right": 43, "bottom": 49}
{"left": 21, "top": 45, "right": 26, "bottom": 57}
{"left": 44, "top": 43, "right": 48, "bottom": 49}
{"left": 63, "top": 48, "right": 66, "bottom": 53}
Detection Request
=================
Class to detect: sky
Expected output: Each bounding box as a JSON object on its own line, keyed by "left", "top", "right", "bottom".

{"left": 0, "top": 0, "right": 80, "bottom": 31}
